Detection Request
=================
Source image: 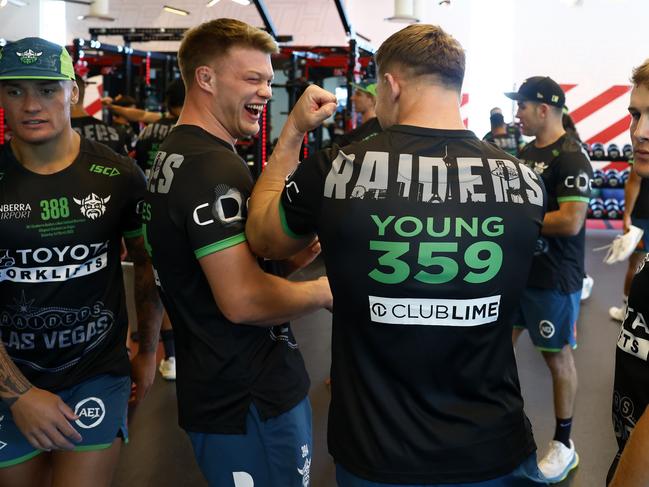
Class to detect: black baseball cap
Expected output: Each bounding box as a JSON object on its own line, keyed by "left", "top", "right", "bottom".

{"left": 0, "top": 37, "right": 75, "bottom": 81}
{"left": 505, "top": 76, "right": 565, "bottom": 108}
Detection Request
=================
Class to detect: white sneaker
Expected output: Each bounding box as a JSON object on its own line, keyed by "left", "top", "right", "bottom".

{"left": 159, "top": 357, "right": 176, "bottom": 380}
{"left": 581, "top": 275, "right": 594, "bottom": 301}
{"left": 609, "top": 305, "right": 626, "bottom": 322}
{"left": 598, "top": 225, "right": 644, "bottom": 264}
{"left": 538, "top": 440, "right": 579, "bottom": 483}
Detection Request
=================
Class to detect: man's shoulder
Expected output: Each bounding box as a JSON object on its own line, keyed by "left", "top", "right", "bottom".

{"left": 80, "top": 138, "right": 139, "bottom": 174}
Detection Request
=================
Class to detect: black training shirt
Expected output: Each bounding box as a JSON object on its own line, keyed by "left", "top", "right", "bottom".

{"left": 71, "top": 116, "right": 128, "bottom": 156}
{"left": 518, "top": 134, "right": 592, "bottom": 293}
{"left": 612, "top": 254, "right": 649, "bottom": 452}
{"left": 144, "top": 125, "right": 310, "bottom": 434}
{"left": 631, "top": 165, "right": 649, "bottom": 220}
{"left": 337, "top": 117, "right": 382, "bottom": 147}
{"left": 135, "top": 116, "right": 177, "bottom": 176}
{"left": 0, "top": 138, "right": 144, "bottom": 390}
{"left": 280, "top": 125, "right": 545, "bottom": 483}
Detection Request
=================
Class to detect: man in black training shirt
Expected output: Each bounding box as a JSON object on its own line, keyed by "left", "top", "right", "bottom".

{"left": 0, "top": 37, "right": 161, "bottom": 487}
{"left": 110, "top": 95, "right": 138, "bottom": 153}
{"left": 483, "top": 107, "right": 524, "bottom": 157}
{"left": 609, "top": 165, "right": 649, "bottom": 322}
{"left": 71, "top": 75, "right": 129, "bottom": 155}
{"left": 134, "top": 78, "right": 184, "bottom": 176}
{"left": 336, "top": 81, "right": 382, "bottom": 147}
{"left": 247, "top": 24, "right": 547, "bottom": 486}
{"left": 607, "top": 59, "right": 649, "bottom": 487}
{"left": 144, "top": 19, "right": 333, "bottom": 487}
{"left": 506, "top": 77, "right": 592, "bottom": 483}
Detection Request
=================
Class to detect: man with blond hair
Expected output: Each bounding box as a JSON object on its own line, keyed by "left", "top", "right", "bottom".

{"left": 143, "top": 18, "right": 335, "bottom": 486}
{"left": 246, "top": 24, "right": 547, "bottom": 486}
{"left": 608, "top": 59, "right": 649, "bottom": 487}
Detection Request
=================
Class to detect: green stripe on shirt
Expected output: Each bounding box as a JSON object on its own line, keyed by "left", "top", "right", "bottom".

{"left": 557, "top": 196, "right": 591, "bottom": 203}
{"left": 194, "top": 232, "right": 247, "bottom": 259}
{"left": 279, "top": 200, "right": 306, "bottom": 239}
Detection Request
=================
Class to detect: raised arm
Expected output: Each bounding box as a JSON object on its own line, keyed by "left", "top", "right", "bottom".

{"left": 246, "top": 85, "right": 337, "bottom": 260}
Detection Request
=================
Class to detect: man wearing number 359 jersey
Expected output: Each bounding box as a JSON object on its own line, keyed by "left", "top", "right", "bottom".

{"left": 247, "top": 25, "right": 547, "bottom": 486}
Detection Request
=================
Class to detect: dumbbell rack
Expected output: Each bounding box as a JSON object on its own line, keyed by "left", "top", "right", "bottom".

{"left": 587, "top": 160, "right": 628, "bottom": 230}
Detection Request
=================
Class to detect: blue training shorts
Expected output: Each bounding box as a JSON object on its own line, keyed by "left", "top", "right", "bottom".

{"left": 513, "top": 287, "right": 580, "bottom": 352}
{"left": 0, "top": 374, "right": 130, "bottom": 468}
{"left": 187, "top": 396, "right": 312, "bottom": 487}
{"left": 336, "top": 453, "right": 546, "bottom": 486}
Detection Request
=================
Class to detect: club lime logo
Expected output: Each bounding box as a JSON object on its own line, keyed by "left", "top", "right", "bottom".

{"left": 16, "top": 49, "right": 42, "bottom": 65}
{"left": 74, "top": 397, "right": 106, "bottom": 429}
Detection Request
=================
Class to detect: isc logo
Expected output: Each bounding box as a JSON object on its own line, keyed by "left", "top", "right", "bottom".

{"left": 74, "top": 397, "right": 106, "bottom": 429}
{"left": 89, "top": 164, "right": 120, "bottom": 177}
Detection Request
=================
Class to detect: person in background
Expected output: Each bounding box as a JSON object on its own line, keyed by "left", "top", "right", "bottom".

{"left": 71, "top": 74, "right": 128, "bottom": 155}
{"left": 483, "top": 106, "right": 524, "bottom": 157}
{"left": 110, "top": 95, "right": 138, "bottom": 153}
{"left": 507, "top": 76, "right": 592, "bottom": 483}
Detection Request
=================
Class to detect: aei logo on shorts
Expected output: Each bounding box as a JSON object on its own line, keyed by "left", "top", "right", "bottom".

{"left": 74, "top": 397, "right": 106, "bottom": 429}
{"left": 539, "top": 320, "right": 555, "bottom": 339}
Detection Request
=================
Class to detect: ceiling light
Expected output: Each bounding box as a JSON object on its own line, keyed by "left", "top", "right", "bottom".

{"left": 163, "top": 5, "right": 190, "bottom": 15}
{"left": 8, "top": 0, "right": 28, "bottom": 6}
{"left": 206, "top": 0, "right": 220, "bottom": 6}
{"left": 231, "top": 0, "right": 251, "bottom": 5}
{"left": 0, "top": 0, "right": 8, "bottom": 7}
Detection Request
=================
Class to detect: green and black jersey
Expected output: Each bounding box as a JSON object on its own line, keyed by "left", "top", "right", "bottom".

{"left": 144, "top": 125, "right": 309, "bottom": 434}
{"left": 280, "top": 125, "right": 546, "bottom": 483}
{"left": 0, "top": 138, "right": 145, "bottom": 390}
{"left": 135, "top": 116, "right": 177, "bottom": 176}
{"left": 518, "top": 134, "right": 592, "bottom": 293}
{"left": 71, "top": 116, "right": 129, "bottom": 156}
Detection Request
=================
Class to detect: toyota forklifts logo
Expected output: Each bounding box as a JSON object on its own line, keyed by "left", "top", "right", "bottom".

{"left": 74, "top": 397, "right": 106, "bottom": 429}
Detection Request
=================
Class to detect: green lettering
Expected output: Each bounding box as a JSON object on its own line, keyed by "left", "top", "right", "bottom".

{"left": 394, "top": 216, "right": 423, "bottom": 238}
{"left": 464, "top": 241, "right": 503, "bottom": 283}
{"left": 455, "top": 217, "right": 478, "bottom": 238}
{"left": 482, "top": 217, "right": 504, "bottom": 237}
{"left": 426, "top": 217, "right": 450, "bottom": 237}
{"left": 369, "top": 241, "right": 410, "bottom": 284}
{"left": 371, "top": 214, "right": 395, "bottom": 237}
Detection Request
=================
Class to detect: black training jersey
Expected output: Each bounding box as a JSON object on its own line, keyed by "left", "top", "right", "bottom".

{"left": 631, "top": 166, "right": 649, "bottom": 219}
{"left": 612, "top": 255, "right": 649, "bottom": 452}
{"left": 71, "top": 116, "right": 128, "bottom": 156}
{"left": 144, "top": 125, "right": 309, "bottom": 434}
{"left": 280, "top": 125, "right": 545, "bottom": 484}
{"left": 114, "top": 123, "right": 137, "bottom": 152}
{"left": 518, "top": 134, "right": 592, "bottom": 293}
{"left": 337, "top": 117, "right": 382, "bottom": 147}
{"left": 135, "top": 116, "right": 178, "bottom": 176}
{"left": 0, "top": 138, "right": 145, "bottom": 390}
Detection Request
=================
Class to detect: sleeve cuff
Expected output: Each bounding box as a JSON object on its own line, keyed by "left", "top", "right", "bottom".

{"left": 194, "top": 232, "right": 247, "bottom": 259}
{"left": 279, "top": 199, "right": 308, "bottom": 239}
{"left": 123, "top": 228, "right": 144, "bottom": 239}
{"left": 557, "top": 196, "right": 591, "bottom": 203}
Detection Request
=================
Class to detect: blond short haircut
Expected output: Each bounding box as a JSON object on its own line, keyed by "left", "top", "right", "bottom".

{"left": 178, "top": 18, "right": 278, "bottom": 87}
{"left": 375, "top": 24, "right": 465, "bottom": 91}
{"left": 631, "top": 59, "right": 649, "bottom": 89}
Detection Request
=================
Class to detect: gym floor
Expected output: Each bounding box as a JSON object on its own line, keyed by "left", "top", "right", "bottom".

{"left": 113, "top": 229, "right": 623, "bottom": 487}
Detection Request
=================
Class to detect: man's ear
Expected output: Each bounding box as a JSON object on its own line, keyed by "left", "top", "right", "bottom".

{"left": 195, "top": 66, "right": 216, "bottom": 93}
{"left": 70, "top": 81, "right": 80, "bottom": 105}
{"left": 384, "top": 72, "right": 401, "bottom": 102}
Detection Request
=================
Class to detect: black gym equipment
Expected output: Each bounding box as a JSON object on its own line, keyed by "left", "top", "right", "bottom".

{"left": 605, "top": 169, "right": 621, "bottom": 188}
{"left": 591, "top": 142, "right": 606, "bottom": 160}
{"left": 622, "top": 143, "right": 634, "bottom": 160}
{"left": 607, "top": 143, "right": 621, "bottom": 161}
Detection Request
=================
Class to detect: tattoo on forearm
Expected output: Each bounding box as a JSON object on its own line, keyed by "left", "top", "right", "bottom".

{"left": 0, "top": 343, "right": 31, "bottom": 405}
{"left": 126, "top": 237, "right": 163, "bottom": 354}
